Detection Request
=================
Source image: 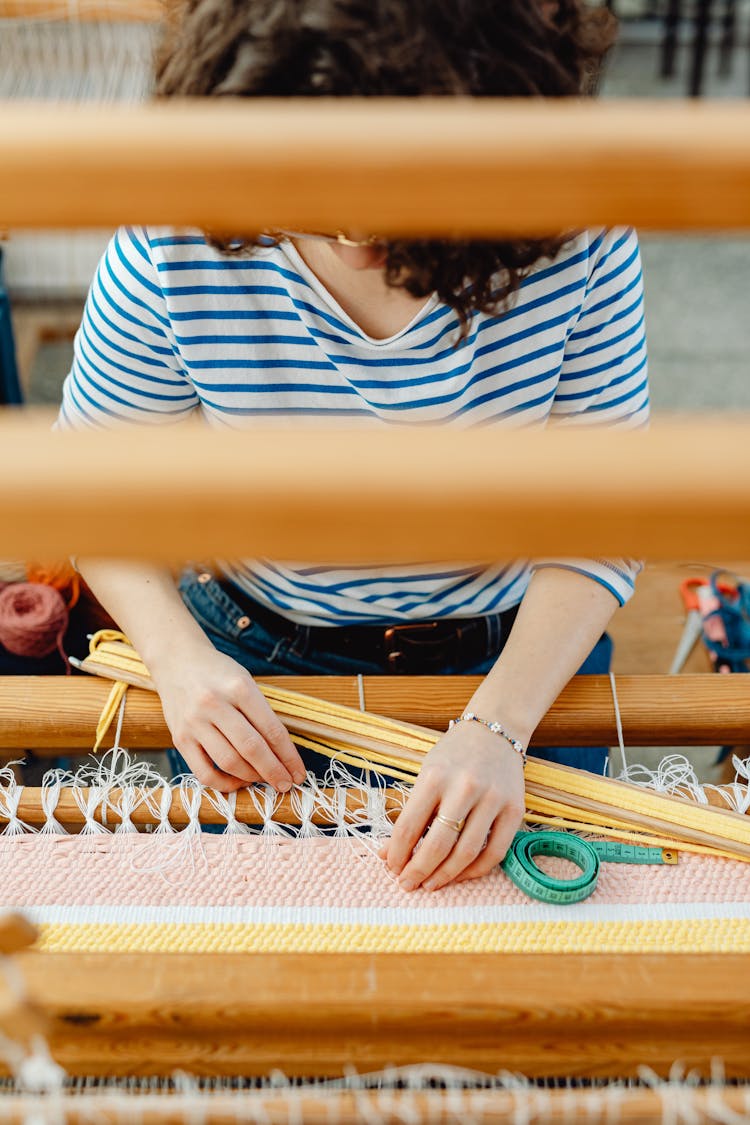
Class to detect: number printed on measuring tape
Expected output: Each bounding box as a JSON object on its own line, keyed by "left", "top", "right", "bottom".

{"left": 501, "top": 831, "right": 671, "bottom": 904}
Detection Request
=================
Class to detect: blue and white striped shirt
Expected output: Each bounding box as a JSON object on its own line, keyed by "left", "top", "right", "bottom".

{"left": 59, "top": 225, "right": 649, "bottom": 625}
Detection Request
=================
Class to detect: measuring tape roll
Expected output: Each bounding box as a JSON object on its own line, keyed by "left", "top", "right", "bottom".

{"left": 501, "top": 831, "right": 671, "bottom": 905}
{"left": 502, "top": 831, "right": 599, "bottom": 905}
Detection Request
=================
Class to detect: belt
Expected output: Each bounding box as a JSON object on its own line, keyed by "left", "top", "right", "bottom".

{"left": 220, "top": 581, "right": 518, "bottom": 674}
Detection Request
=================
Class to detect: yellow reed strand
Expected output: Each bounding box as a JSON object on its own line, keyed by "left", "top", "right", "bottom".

{"left": 291, "top": 736, "right": 417, "bottom": 784}
{"left": 298, "top": 733, "right": 420, "bottom": 778}
{"left": 83, "top": 631, "right": 750, "bottom": 861}
{"left": 94, "top": 653, "right": 149, "bottom": 675}
{"left": 271, "top": 702, "right": 432, "bottom": 755}
{"left": 260, "top": 688, "right": 750, "bottom": 854}
{"left": 94, "top": 641, "right": 143, "bottom": 661}
{"left": 527, "top": 791, "right": 656, "bottom": 832}
{"left": 523, "top": 814, "right": 670, "bottom": 845}
{"left": 522, "top": 814, "right": 739, "bottom": 859}
{"left": 261, "top": 686, "right": 436, "bottom": 753}
{"left": 260, "top": 682, "right": 439, "bottom": 741}
{"left": 87, "top": 635, "right": 435, "bottom": 754}
{"left": 93, "top": 680, "right": 128, "bottom": 753}
{"left": 260, "top": 681, "right": 437, "bottom": 742}
{"left": 525, "top": 759, "right": 750, "bottom": 849}
{"left": 524, "top": 792, "right": 750, "bottom": 860}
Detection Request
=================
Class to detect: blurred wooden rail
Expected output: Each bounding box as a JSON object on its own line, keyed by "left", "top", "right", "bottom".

{"left": 4, "top": 1088, "right": 749, "bottom": 1125}
{"left": 3, "top": 674, "right": 749, "bottom": 750}
{"left": 0, "top": 0, "right": 163, "bottom": 18}
{"left": 12, "top": 951, "right": 750, "bottom": 1079}
{"left": 1, "top": 100, "right": 750, "bottom": 232}
{"left": 4, "top": 416, "right": 750, "bottom": 560}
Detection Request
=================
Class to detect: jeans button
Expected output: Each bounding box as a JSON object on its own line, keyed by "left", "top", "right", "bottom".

{"left": 237, "top": 616, "right": 251, "bottom": 630}
{"left": 198, "top": 572, "right": 212, "bottom": 585}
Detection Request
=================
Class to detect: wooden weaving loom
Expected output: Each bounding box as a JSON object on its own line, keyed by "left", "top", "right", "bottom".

{"left": 2, "top": 68, "right": 750, "bottom": 1122}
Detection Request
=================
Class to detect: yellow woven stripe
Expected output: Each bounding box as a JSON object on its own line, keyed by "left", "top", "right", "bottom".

{"left": 36, "top": 920, "right": 750, "bottom": 954}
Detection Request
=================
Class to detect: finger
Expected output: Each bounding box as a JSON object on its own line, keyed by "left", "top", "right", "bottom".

{"left": 180, "top": 739, "right": 245, "bottom": 793}
{"left": 212, "top": 706, "right": 291, "bottom": 787}
{"left": 455, "top": 809, "right": 521, "bottom": 884}
{"left": 196, "top": 724, "right": 263, "bottom": 785}
{"left": 233, "top": 682, "right": 306, "bottom": 784}
{"left": 253, "top": 712, "right": 306, "bottom": 785}
{"left": 384, "top": 776, "right": 440, "bottom": 876}
{"left": 214, "top": 710, "right": 296, "bottom": 791}
{"left": 421, "top": 800, "right": 498, "bottom": 891}
{"left": 397, "top": 812, "right": 471, "bottom": 892}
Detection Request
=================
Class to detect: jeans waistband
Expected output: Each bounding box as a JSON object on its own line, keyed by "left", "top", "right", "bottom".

{"left": 219, "top": 580, "right": 519, "bottom": 674}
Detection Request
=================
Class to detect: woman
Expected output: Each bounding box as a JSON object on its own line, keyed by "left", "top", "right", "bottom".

{"left": 59, "top": 0, "right": 648, "bottom": 893}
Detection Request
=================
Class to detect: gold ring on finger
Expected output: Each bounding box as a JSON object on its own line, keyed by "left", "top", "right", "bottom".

{"left": 435, "top": 813, "right": 466, "bottom": 834}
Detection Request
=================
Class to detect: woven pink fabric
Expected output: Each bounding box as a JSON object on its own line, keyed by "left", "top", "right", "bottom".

{"left": 1, "top": 835, "right": 748, "bottom": 910}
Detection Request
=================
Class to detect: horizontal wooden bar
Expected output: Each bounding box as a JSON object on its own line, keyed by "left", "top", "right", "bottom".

{"left": 4, "top": 786, "right": 406, "bottom": 828}
{"left": 0, "top": 913, "right": 38, "bottom": 954}
{"left": 2, "top": 1087, "right": 749, "bottom": 1124}
{"left": 3, "top": 674, "right": 750, "bottom": 750}
{"left": 15, "top": 951, "right": 750, "bottom": 1078}
{"left": 5, "top": 416, "right": 750, "bottom": 560}
{"left": 1, "top": 100, "right": 750, "bottom": 232}
{"left": 1, "top": 776, "right": 741, "bottom": 829}
{"left": 0, "top": 0, "right": 162, "bottom": 19}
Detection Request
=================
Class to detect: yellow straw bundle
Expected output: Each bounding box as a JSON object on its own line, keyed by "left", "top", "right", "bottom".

{"left": 78, "top": 631, "right": 750, "bottom": 862}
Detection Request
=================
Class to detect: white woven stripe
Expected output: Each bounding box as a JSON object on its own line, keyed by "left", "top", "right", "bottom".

{"left": 22, "top": 903, "right": 750, "bottom": 927}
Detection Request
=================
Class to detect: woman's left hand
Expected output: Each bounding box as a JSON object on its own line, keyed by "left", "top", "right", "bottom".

{"left": 380, "top": 722, "right": 526, "bottom": 892}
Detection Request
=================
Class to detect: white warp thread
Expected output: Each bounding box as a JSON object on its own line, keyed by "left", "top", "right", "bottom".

{"left": 3, "top": 1062, "right": 748, "bottom": 1125}
{"left": 0, "top": 765, "right": 33, "bottom": 837}
{"left": 609, "top": 671, "right": 627, "bottom": 774}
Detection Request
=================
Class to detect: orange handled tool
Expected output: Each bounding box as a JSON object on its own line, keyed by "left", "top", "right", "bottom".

{"left": 669, "top": 577, "right": 737, "bottom": 675}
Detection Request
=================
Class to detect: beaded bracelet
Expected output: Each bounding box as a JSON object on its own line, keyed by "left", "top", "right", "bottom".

{"left": 448, "top": 711, "right": 527, "bottom": 764}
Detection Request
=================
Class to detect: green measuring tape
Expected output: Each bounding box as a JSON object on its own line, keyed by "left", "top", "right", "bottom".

{"left": 501, "top": 831, "right": 677, "bottom": 905}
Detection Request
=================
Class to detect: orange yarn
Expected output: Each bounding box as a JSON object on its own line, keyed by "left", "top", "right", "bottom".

{"left": 26, "top": 561, "right": 81, "bottom": 609}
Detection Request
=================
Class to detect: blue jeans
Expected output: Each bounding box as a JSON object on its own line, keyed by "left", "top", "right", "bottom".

{"left": 173, "top": 568, "right": 612, "bottom": 779}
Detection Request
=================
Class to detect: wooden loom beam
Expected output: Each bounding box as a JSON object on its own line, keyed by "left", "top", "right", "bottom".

{"left": 0, "top": 0, "right": 164, "bottom": 19}
{"left": 5, "top": 417, "right": 750, "bottom": 560}
{"left": 2, "top": 786, "right": 408, "bottom": 828}
{"left": 1, "top": 100, "right": 750, "bottom": 232}
{"left": 13, "top": 951, "right": 750, "bottom": 1079}
{"left": 0, "top": 779, "right": 743, "bottom": 828}
{"left": 3, "top": 674, "right": 750, "bottom": 750}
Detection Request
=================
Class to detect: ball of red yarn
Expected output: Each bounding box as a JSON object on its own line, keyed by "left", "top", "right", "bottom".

{"left": 0, "top": 582, "right": 69, "bottom": 664}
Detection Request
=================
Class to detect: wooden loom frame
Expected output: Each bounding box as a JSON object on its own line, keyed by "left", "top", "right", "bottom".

{"left": 1, "top": 100, "right": 750, "bottom": 234}
{"left": 1, "top": 97, "right": 750, "bottom": 1118}
{"left": 3, "top": 673, "right": 750, "bottom": 752}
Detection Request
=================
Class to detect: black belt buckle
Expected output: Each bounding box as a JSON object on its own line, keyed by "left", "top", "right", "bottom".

{"left": 383, "top": 621, "right": 457, "bottom": 673}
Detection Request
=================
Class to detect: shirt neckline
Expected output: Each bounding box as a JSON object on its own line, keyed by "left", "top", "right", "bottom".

{"left": 279, "top": 240, "right": 439, "bottom": 349}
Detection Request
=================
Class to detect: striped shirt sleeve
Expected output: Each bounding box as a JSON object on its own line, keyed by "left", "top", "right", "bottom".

{"left": 533, "top": 228, "right": 650, "bottom": 606}
{"left": 57, "top": 226, "right": 199, "bottom": 430}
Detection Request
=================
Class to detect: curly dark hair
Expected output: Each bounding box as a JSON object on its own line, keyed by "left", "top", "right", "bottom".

{"left": 155, "top": 1, "right": 617, "bottom": 336}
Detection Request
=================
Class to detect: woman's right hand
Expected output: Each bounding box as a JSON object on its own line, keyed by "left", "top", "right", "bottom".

{"left": 152, "top": 640, "right": 306, "bottom": 792}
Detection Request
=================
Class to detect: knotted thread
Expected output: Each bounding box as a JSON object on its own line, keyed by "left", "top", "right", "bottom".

{"left": 0, "top": 582, "right": 69, "bottom": 670}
